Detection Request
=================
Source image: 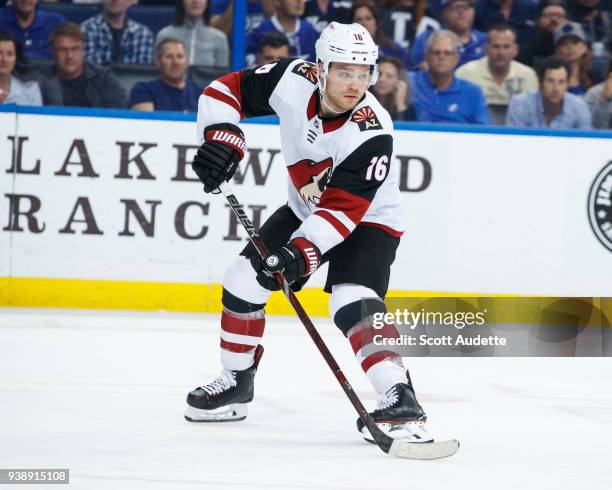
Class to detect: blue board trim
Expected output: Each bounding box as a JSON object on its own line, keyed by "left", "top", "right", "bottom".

{"left": 1, "top": 105, "right": 611, "bottom": 139}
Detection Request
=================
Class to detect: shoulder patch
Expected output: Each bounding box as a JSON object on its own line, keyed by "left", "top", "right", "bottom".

{"left": 351, "top": 106, "right": 382, "bottom": 131}
{"left": 291, "top": 61, "right": 318, "bottom": 84}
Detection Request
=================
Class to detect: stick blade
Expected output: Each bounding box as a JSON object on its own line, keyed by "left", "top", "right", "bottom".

{"left": 389, "top": 439, "right": 460, "bottom": 460}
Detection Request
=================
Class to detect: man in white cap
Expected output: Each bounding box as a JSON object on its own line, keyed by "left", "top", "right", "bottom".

{"left": 185, "top": 22, "right": 431, "bottom": 444}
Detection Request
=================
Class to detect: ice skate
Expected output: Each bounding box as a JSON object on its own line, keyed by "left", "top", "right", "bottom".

{"left": 185, "top": 345, "right": 263, "bottom": 422}
{"left": 357, "top": 376, "right": 433, "bottom": 444}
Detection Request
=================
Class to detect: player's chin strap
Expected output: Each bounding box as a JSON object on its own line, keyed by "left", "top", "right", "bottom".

{"left": 319, "top": 89, "right": 346, "bottom": 115}
{"left": 317, "top": 67, "right": 346, "bottom": 116}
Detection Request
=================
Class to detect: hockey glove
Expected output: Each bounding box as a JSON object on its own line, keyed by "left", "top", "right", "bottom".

{"left": 250, "top": 238, "right": 321, "bottom": 291}
{"left": 192, "top": 123, "right": 246, "bottom": 193}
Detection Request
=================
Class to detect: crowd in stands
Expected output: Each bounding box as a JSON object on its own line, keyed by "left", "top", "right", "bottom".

{"left": 0, "top": 0, "right": 610, "bottom": 129}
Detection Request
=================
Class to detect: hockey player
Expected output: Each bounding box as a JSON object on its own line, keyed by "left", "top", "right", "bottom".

{"left": 186, "top": 22, "right": 430, "bottom": 443}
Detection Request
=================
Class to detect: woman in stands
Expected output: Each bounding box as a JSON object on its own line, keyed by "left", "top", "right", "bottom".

{"left": 554, "top": 22, "right": 602, "bottom": 96}
{"left": 0, "top": 30, "right": 41, "bottom": 106}
{"left": 351, "top": 0, "right": 411, "bottom": 68}
{"left": 370, "top": 56, "right": 415, "bottom": 121}
{"left": 156, "top": 0, "right": 229, "bottom": 67}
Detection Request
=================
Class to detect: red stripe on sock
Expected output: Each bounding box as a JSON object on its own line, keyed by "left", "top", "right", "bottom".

{"left": 220, "top": 338, "right": 256, "bottom": 354}
{"left": 221, "top": 311, "right": 265, "bottom": 337}
{"left": 349, "top": 322, "right": 399, "bottom": 353}
{"left": 361, "top": 351, "right": 401, "bottom": 373}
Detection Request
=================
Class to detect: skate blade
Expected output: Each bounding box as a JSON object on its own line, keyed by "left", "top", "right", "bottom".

{"left": 184, "top": 403, "right": 247, "bottom": 423}
{"left": 360, "top": 422, "right": 434, "bottom": 444}
{"left": 389, "top": 438, "right": 460, "bottom": 460}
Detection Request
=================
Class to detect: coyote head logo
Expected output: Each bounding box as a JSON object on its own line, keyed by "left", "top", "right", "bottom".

{"left": 288, "top": 158, "right": 333, "bottom": 209}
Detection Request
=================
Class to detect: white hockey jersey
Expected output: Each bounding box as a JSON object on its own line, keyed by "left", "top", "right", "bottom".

{"left": 197, "top": 58, "right": 403, "bottom": 255}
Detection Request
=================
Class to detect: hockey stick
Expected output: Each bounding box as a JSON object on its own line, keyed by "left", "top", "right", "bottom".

{"left": 218, "top": 181, "right": 459, "bottom": 460}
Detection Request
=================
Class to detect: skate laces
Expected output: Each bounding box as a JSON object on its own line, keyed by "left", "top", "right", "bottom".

{"left": 201, "top": 369, "right": 237, "bottom": 395}
{"left": 377, "top": 386, "right": 399, "bottom": 411}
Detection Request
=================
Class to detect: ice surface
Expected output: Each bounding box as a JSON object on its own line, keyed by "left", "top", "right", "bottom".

{"left": 1, "top": 308, "right": 611, "bottom": 490}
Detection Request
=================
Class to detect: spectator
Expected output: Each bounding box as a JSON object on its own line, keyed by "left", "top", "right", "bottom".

{"left": 129, "top": 38, "right": 200, "bottom": 112}
{"left": 351, "top": 0, "right": 411, "bottom": 66}
{"left": 303, "top": 0, "right": 353, "bottom": 32}
{"left": 568, "top": 0, "right": 612, "bottom": 53}
{"left": 456, "top": 24, "right": 538, "bottom": 123}
{"left": 81, "top": 0, "right": 154, "bottom": 65}
{"left": 210, "top": 0, "right": 271, "bottom": 36}
{"left": 0, "top": 30, "right": 41, "bottom": 105}
{"left": 506, "top": 55, "right": 592, "bottom": 127}
{"left": 156, "top": 0, "right": 228, "bottom": 67}
{"left": 246, "top": 0, "right": 319, "bottom": 65}
{"left": 409, "top": 29, "right": 490, "bottom": 123}
{"left": 554, "top": 21, "right": 600, "bottom": 94}
{"left": 371, "top": 55, "right": 415, "bottom": 120}
{"left": 474, "top": 0, "right": 540, "bottom": 43}
{"left": 256, "top": 32, "right": 290, "bottom": 65}
{"left": 379, "top": 0, "right": 441, "bottom": 55}
{"left": 517, "top": 0, "right": 568, "bottom": 68}
{"left": 411, "top": 0, "right": 487, "bottom": 68}
{"left": 0, "top": 0, "right": 65, "bottom": 60}
{"left": 39, "top": 22, "right": 127, "bottom": 107}
{"left": 584, "top": 64, "right": 612, "bottom": 127}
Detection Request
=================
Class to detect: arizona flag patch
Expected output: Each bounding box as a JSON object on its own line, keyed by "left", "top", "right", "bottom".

{"left": 292, "top": 62, "right": 318, "bottom": 84}
{"left": 351, "top": 106, "right": 381, "bottom": 131}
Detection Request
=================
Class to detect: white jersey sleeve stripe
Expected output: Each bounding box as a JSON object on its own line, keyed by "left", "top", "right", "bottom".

{"left": 291, "top": 213, "right": 346, "bottom": 254}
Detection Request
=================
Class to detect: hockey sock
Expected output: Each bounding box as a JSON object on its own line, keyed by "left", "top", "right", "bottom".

{"left": 220, "top": 307, "right": 265, "bottom": 371}
{"left": 347, "top": 319, "right": 408, "bottom": 395}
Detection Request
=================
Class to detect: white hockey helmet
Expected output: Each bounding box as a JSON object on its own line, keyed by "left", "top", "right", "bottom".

{"left": 315, "top": 22, "right": 379, "bottom": 91}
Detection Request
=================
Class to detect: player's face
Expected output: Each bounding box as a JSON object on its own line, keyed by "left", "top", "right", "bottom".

{"left": 486, "top": 30, "right": 518, "bottom": 70}
{"left": 374, "top": 62, "right": 399, "bottom": 97}
{"left": 53, "top": 36, "right": 84, "bottom": 80}
{"left": 540, "top": 67, "right": 568, "bottom": 104}
{"left": 0, "top": 41, "right": 17, "bottom": 77}
{"left": 324, "top": 62, "right": 371, "bottom": 112}
{"left": 157, "top": 42, "right": 188, "bottom": 82}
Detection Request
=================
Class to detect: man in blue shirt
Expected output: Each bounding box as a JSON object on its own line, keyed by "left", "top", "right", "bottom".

{"left": 129, "top": 38, "right": 201, "bottom": 113}
{"left": 506, "top": 56, "right": 592, "bottom": 128}
{"left": 411, "top": 0, "right": 487, "bottom": 69}
{"left": 409, "top": 29, "right": 490, "bottom": 124}
{"left": 246, "top": 0, "right": 319, "bottom": 66}
{"left": 0, "top": 0, "right": 65, "bottom": 59}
